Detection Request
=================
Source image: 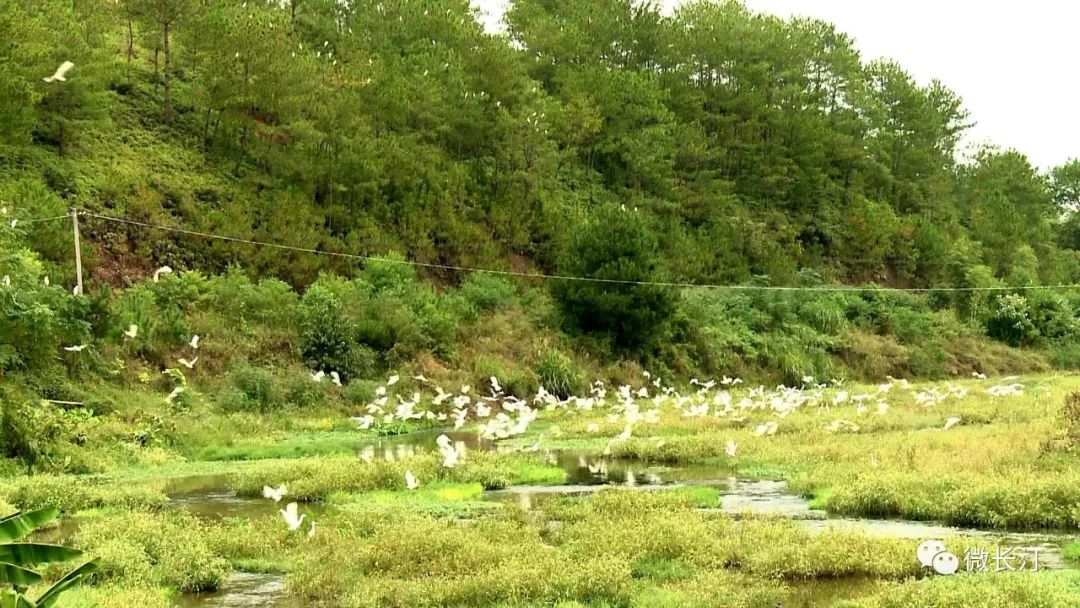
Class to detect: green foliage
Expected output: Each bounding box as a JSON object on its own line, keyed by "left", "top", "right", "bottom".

{"left": 1063, "top": 391, "right": 1080, "bottom": 449}
{"left": 536, "top": 350, "right": 582, "bottom": 399}
{"left": 986, "top": 294, "right": 1040, "bottom": 347}
{"left": 4, "top": 476, "right": 167, "bottom": 514}
{"left": 75, "top": 510, "right": 227, "bottom": 593}
{"left": 298, "top": 281, "right": 366, "bottom": 380}
{"left": 552, "top": 206, "right": 678, "bottom": 353}
{"left": 0, "top": 509, "right": 95, "bottom": 608}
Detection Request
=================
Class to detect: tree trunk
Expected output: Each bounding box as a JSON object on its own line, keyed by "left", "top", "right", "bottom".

{"left": 162, "top": 20, "right": 173, "bottom": 124}
{"left": 126, "top": 17, "right": 134, "bottom": 64}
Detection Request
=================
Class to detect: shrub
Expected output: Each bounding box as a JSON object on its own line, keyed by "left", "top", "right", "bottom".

{"left": 986, "top": 294, "right": 1039, "bottom": 347}
{"left": 536, "top": 350, "right": 582, "bottom": 399}
{"left": 551, "top": 205, "right": 678, "bottom": 353}
{"left": 5, "top": 476, "right": 167, "bottom": 513}
{"left": 458, "top": 274, "right": 519, "bottom": 314}
{"left": 1064, "top": 391, "right": 1080, "bottom": 448}
{"left": 298, "top": 282, "right": 364, "bottom": 380}
{"left": 76, "top": 511, "right": 229, "bottom": 593}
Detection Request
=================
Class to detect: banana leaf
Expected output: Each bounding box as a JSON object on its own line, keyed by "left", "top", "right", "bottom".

{"left": 0, "top": 563, "right": 42, "bottom": 587}
{"left": 0, "top": 511, "right": 59, "bottom": 544}
{"left": 0, "top": 545, "right": 81, "bottom": 566}
{"left": 35, "top": 561, "right": 96, "bottom": 608}
{"left": 0, "top": 591, "right": 38, "bottom": 608}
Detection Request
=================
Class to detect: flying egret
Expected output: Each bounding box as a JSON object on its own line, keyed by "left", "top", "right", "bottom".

{"left": 123, "top": 324, "right": 138, "bottom": 339}
{"left": 725, "top": 439, "right": 737, "bottom": 458}
{"left": 943, "top": 417, "right": 962, "bottom": 431}
{"left": 44, "top": 61, "right": 74, "bottom": 83}
{"left": 281, "top": 502, "right": 305, "bottom": 531}
{"left": 153, "top": 266, "right": 173, "bottom": 282}
{"left": 754, "top": 421, "right": 778, "bottom": 437}
{"left": 262, "top": 484, "right": 287, "bottom": 502}
{"left": 63, "top": 345, "right": 87, "bottom": 352}
{"left": 387, "top": 374, "right": 400, "bottom": 386}
{"left": 405, "top": 470, "right": 419, "bottom": 490}
{"left": 178, "top": 357, "right": 198, "bottom": 369}
{"left": 188, "top": 335, "right": 200, "bottom": 349}
{"left": 166, "top": 386, "right": 185, "bottom": 403}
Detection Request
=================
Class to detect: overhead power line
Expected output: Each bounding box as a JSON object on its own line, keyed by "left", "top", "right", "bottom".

{"left": 75, "top": 211, "right": 1080, "bottom": 293}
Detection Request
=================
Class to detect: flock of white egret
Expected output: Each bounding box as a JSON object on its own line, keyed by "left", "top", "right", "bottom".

{"left": 342, "top": 370, "right": 1025, "bottom": 487}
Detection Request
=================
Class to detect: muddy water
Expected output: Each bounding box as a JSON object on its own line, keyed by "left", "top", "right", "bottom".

{"left": 174, "top": 573, "right": 300, "bottom": 608}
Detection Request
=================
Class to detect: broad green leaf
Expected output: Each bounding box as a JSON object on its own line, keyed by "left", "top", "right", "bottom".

{"left": 35, "top": 561, "right": 96, "bottom": 608}
{"left": 0, "top": 511, "right": 58, "bottom": 543}
{"left": 0, "top": 545, "right": 81, "bottom": 566}
{"left": 0, "top": 563, "right": 42, "bottom": 587}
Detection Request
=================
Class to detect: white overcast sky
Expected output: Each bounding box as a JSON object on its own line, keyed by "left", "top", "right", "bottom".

{"left": 472, "top": 0, "right": 1079, "bottom": 170}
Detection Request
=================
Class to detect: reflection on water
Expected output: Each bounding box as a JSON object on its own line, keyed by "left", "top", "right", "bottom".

{"left": 164, "top": 474, "right": 327, "bottom": 521}
{"left": 174, "top": 573, "right": 299, "bottom": 608}
{"left": 714, "top": 479, "right": 824, "bottom": 517}
{"left": 785, "top": 577, "right": 884, "bottom": 607}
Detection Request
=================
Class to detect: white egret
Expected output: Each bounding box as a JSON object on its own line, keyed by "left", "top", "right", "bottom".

{"left": 330, "top": 371, "right": 342, "bottom": 387}
{"left": 153, "top": 266, "right": 173, "bottom": 282}
{"left": 311, "top": 370, "right": 325, "bottom": 382}
{"left": 943, "top": 417, "right": 962, "bottom": 431}
{"left": 262, "top": 484, "right": 287, "bottom": 502}
{"left": 178, "top": 357, "right": 198, "bottom": 369}
{"left": 123, "top": 324, "right": 138, "bottom": 339}
{"left": 725, "top": 439, "right": 737, "bottom": 458}
{"left": 405, "top": 470, "right": 419, "bottom": 490}
{"left": 754, "top": 421, "right": 778, "bottom": 437}
{"left": 9, "top": 220, "right": 16, "bottom": 229}
{"left": 307, "top": 521, "right": 316, "bottom": 539}
{"left": 165, "top": 386, "right": 185, "bottom": 403}
{"left": 387, "top": 374, "right": 400, "bottom": 386}
{"left": 44, "top": 61, "right": 74, "bottom": 83}
{"left": 63, "top": 345, "right": 87, "bottom": 352}
{"left": 188, "top": 335, "right": 200, "bottom": 349}
{"left": 280, "top": 502, "right": 305, "bottom": 531}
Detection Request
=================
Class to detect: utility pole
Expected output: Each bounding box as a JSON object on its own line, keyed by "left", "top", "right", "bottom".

{"left": 71, "top": 209, "right": 83, "bottom": 296}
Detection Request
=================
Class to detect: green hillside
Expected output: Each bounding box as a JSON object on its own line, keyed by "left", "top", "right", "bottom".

{"left": 3, "top": 0, "right": 1080, "bottom": 446}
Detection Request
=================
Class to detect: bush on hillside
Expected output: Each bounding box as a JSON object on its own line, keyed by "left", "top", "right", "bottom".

{"left": 552, "top": 206, "right": 678, "bottom": 353}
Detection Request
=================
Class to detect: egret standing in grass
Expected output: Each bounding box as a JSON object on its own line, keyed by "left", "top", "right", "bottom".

{"left": 405, "top": 470, "right": 419, "bottom": 490}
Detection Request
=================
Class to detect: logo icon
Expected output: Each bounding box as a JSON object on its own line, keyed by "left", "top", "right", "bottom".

{"left": 917, "top": 540, "right": 958, "bottom": 575}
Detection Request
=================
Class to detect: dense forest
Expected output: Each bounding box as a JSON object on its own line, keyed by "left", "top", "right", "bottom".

{"left": 4, "top": 0, "right": 1080, "bottom": 412}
